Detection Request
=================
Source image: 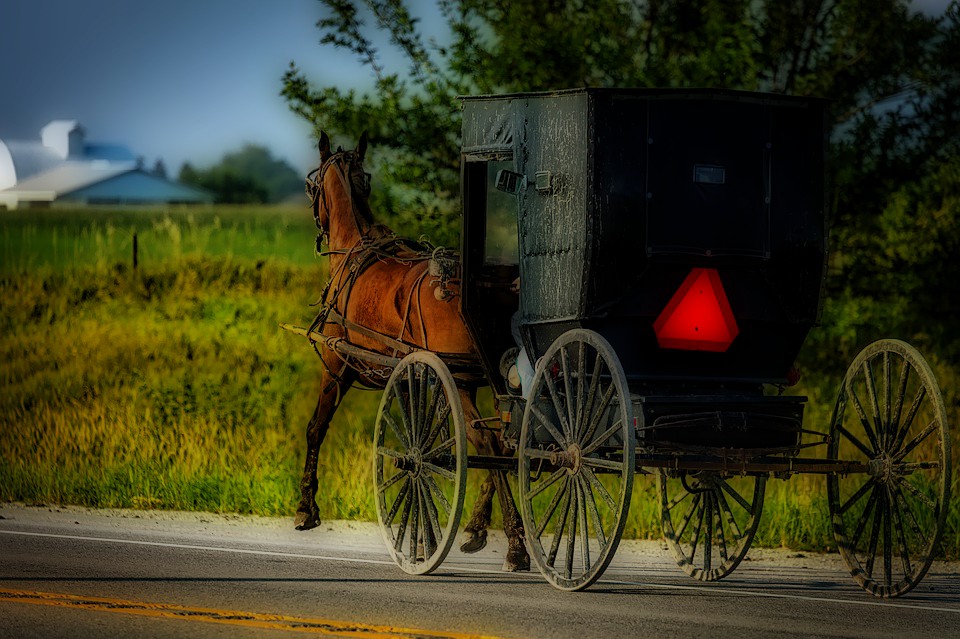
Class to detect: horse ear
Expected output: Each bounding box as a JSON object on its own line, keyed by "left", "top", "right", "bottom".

{"left": 356, "top": 131, "right": 368, "bottom": 162}
{"left": 318, "top": 131, "right": 331, "bottom": 162}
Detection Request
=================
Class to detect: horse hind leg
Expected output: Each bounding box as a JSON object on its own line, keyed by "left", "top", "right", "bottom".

{"left": 295, "top": 369, "right": 348, "bottom": 531}
{"left": 456, "top": 388, "right": 529, "bottom": 571}
{"left": 459, "top": 472, "right": 494, "bottom": 553}
{"left": 492, "top": 471, "right": 530, "bottom": 572}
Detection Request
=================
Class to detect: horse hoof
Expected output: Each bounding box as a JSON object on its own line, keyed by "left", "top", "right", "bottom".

{"left": 502, "top": 550, "right": 531, "bottom": 572}
{"left": 294, "top": 511, "right": 320, "bottom": 531}
{"left": 459, "top": 529, "right": 488, "bottom": 553}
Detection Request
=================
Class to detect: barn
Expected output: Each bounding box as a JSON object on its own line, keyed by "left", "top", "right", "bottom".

{"left": 0, "top": 121, "right": 211, "bottom": 209}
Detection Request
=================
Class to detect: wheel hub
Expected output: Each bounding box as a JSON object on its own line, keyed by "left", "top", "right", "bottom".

{"left": 867, "top": 452, "right": 895, "bottom": 484}
{"left": 394, "top": 447, "right": 423, "bottom": 477}
{"left": 553, "top": 443, "right": 583, "bottom": 475}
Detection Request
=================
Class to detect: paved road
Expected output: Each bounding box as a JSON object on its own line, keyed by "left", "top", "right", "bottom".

{"left": 1, "top": 504, "right": 958, "bottom": 638}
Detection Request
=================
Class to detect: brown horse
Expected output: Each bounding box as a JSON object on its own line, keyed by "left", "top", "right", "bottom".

{"left": 294, "top": 131, "right": 529, "bottom": 572}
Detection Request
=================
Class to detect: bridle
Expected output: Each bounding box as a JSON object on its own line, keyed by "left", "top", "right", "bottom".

{"left": 305, "top": 149, "right": 372, "bottom": 251}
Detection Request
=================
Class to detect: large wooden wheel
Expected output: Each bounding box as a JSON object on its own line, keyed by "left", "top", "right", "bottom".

{"left": 827, "top": 339, "right": 951, "bottom": 598}
{"left": 373, "top": 352, "right": 467, "bottom": 575}
{"left": 519, "top": 329, "right": 635, "bottom": 591}
{"left": 658, "top": 470, "right": 765, "bottom": 581}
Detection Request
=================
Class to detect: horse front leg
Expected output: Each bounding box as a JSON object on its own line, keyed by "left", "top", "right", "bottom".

{"left": 295, "top": 368, "right": 349, "bottom": 530}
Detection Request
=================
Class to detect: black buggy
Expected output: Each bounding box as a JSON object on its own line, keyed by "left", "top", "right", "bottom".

{"left": 371, "top": 88, "right": 951, "bottom": 598}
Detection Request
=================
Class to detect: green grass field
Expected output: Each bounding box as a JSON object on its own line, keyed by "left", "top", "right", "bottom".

{"left": 1, "top": 206, "right": 957, "bottom": 557}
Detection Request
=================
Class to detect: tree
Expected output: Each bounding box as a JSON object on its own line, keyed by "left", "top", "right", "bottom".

{"left": 177, "top": 145, "right": 302, "bottom": 204}
{"left": 283, "top": 0, "right": 960, "bottom": 369}
{"left": 283, "top": 1, "right": 957, "bottom": 243}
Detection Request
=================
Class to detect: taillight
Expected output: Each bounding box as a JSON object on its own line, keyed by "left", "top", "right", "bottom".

{"left": 654, "top": 268, "right": 738, "bottom": 352}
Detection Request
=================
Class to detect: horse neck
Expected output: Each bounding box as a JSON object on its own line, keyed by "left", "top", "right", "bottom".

{"left": 324, "top": 176, "right": 367, "bottom": 253}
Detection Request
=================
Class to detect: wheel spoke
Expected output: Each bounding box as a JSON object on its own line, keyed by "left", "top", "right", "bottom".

{"left": 420, "top": 481, "right": 441, "bottom": 556}
{"left": 394, "top": 482, "right": 415, "bottom": 553}
{"left": 889, "top": 358, "right": 910, "bottom": 443}
{"left": 534, "top": 477, "right": 570, "bottom": 539}
{"left": 713, "top": 491, "right": 729, "bottom": 563}
{"left": 890, "top": 490, "right": 914, "bottom": 580}
{"left": 851, "top": 488, "right": 880, "bottom": 550}
{"left": 836, "top": 423, "right": 875, "bottom": 459}
{"left": 862, "top": 360, "right": 884, "bottom": 448}
{"left": 576, "top": 351, "right": 604, "bottom": 442}
{"left": 718, "top": 477, "right": 753, "bottom": 512}
{"left": 577, "top": 479, "right": 590, "bottom": 573}
{"left": 547, "top": 487, "right": 573, "bottom": 568}
{"left": 382, "top": 412, "right": 410, "bottom": 450}
{"left": 409, "top": 480, "right": 420, "bottom": 561}
{"left": 703, "top": 494, "right": 713, "bottom": 572}
{"left": 895, "top": 475, "right": 937, "bottom": 512}
{"left": 423, "top": 437, "right": 455, "bottom": 460}
{"left": 688, "top": 498, "right": 705, "bottom": 564}
{"left": 527, "top": 467, "right": 567, "bottom": 501}
{"left": 407, "top": 363, "right": 419, "bottom": 444}
{"left": 377, "top": 469, "right": 406, "bottom": 494}
{"left": 582, "top": 466, "right": 617, "bottom": 511}
{"left": 848, "top": 383, "right": 881, "bottom": 453}
{"left": 581, "top": 420, "right": 623, "bottom": 456}
{"left": 893, "top": 420, "right": 938, "bottom": 463}
{"left": 580, "top": 383, "right": 615, "bottom": 449}
{"left": 543, "top": 365, "right": 573, "bottom": 442}
{"left": 891, "top": 386, "right": 926, "bottom": 453}
{"left": 565, "top": 485, "right": 578, "bottom": 579}
{"left": 422, "top": 461, "right": 455, "bottom": 481}
{"left": 883, "top": 487, "right": 894, "bottom": 588}
{"left": 840, "top": 478, "right": 876, "bottom": 515}
{"left": 676, "top": 493, "right": 702, "bottom": 541}
{"left": 385, "top": 478, "right": 411, "bottom": 527}
{"left": 714, "top": 485, "right": 744, "bottom": 540}
{"left": 530, "top": 404, "right": 568, "bottom": 447}
{"left": 575, "top": 341, "right": 587, "bottom": 440}
{"left": 560, "top": 346, "right": 575, "bottom": 441}
{"left": 882, "top": 351, "right": 891, "bottom": 446}
{"left": 582, "top": 456, "right": 624, "bottom": 472}
{"left": 580, "top": 474, "right": 607, "bottom": 548}
{"left": 377, "top": 446, "right": 403, "bottom": 459}
{"left": 391, "top": 378, "right": 414, "bottom": 441}
{"left": 864, "top": 491, "right": 884, "bottom": 578}
{"left": 422, "top": 472, "right": 451, "bottom": 515}
{"left": 418, "top": 384, "right": 445, "bottom": 448}
{"left": 892, "top": 482, "right": 930, "bottom": 549}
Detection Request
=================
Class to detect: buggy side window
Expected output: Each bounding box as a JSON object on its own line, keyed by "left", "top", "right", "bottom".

{"left": 483, "top": 161, "right": 519, "bottom": 265}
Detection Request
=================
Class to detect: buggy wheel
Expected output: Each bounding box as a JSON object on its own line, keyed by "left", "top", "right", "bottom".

{"left": 827, "top": 339, "right": 951, "bottom": 598}
{"left": 518, "top": 329, "right": 635, "bottom": 591}
{"left": 373, "top": 352, "right": 467, "bottom": 575}
{"left": 658, "top": 470, "right": 765, "bottom": 581}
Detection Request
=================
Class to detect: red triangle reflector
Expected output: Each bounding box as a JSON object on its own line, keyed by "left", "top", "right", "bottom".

{"left": 654, "top": 268, "right": 738, "bottom": 352}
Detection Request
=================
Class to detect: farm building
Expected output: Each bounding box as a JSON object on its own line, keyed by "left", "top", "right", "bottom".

{"left": 0, "top": 121, "right": 211, "bottom": 209}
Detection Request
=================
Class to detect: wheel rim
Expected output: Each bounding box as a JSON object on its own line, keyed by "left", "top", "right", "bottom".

{"left": 519, "top": 329, "right": 635, "bottom": 591}
{"left": 658, "top": 470, "right": 764, "bottom": 581}
{"left": 827, "top": 339, "right": 951, "bottom": 598}
{"left": 373, "top": 352, "right": 467, "bottom": 575}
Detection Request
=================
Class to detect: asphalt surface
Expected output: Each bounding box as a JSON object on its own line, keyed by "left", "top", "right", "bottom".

{"left": 1, "top": 503, "right": 958, "bottom": 638}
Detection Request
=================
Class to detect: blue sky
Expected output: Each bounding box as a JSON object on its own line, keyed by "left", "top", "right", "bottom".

{"left": 0, "top": 1, "right": 951, "bottom": 178}
{"left": 0, "top": 0, "right": 395, "bottom": 176}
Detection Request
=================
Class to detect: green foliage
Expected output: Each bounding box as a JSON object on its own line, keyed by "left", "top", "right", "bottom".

{"left": 282, "top": 0, "right": 958, "bottom": 246}
{"left": 179, "top": 145, "right": 304, "bottom": 205}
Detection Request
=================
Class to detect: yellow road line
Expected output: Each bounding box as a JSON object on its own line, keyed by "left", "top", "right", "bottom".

{"left": 0, "top": 588, "right": 504, "bottom": 639}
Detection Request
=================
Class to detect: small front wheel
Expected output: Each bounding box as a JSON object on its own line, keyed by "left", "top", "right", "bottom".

{"left": 373, "top": 352, "right": 467, "bottom": 575}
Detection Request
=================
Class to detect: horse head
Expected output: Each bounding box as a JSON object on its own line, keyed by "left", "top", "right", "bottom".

{"left": 306, "top": 131, "right": 373, "bottom": 250}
